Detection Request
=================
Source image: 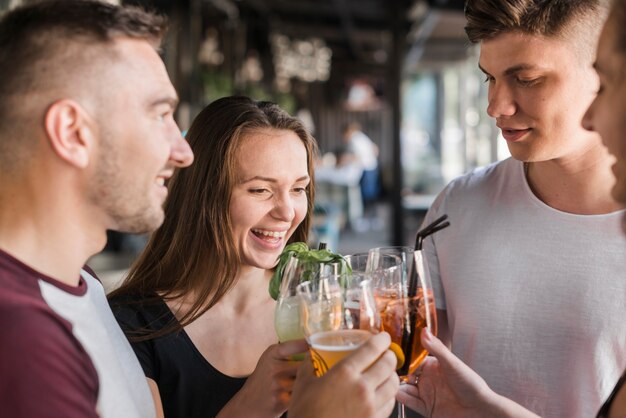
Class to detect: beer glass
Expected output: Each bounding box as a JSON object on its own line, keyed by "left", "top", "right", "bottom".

{"left": 296, "top": 273, "right": 380, "bottom": 376}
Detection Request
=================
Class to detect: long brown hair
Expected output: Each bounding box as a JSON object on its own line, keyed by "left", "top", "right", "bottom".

{"left": 612, "top": 0, "right": 626, "bottom": 55}
{"left": 109, "top": 96, "right": 318, "bottom": 337}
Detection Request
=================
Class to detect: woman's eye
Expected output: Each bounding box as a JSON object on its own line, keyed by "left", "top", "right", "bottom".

{"left": 249, "top": 188, "right": 269, "bottom": 194}
{"left": 483, "top": 75, "right": 493, "bottom": 83}
{"left": 293, "top": 187, "right": 307, "bottom": 194}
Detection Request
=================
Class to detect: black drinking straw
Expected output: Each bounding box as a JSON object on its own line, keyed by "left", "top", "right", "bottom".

{"left": 400, "top": 214, "right": 450, "bottom": 377}
{"left": 410, "top": 214, "right": 450, "bottom": 298}
{"left": 413, "top": 214, "right": 449, "bottom": 250}
{"left": 415, "top": 221, "right": 450, "bottom": 251}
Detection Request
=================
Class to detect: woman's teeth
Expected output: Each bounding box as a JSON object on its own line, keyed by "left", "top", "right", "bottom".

{"left": 252, "top": 229, "right": 286, "bottom": 238}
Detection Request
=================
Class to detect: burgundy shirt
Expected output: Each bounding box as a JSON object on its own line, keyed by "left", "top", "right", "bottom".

{"left": 0, "top": 248, "right": 155, "bottom": 417}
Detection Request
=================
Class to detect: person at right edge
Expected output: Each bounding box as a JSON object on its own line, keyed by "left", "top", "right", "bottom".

{"left": 417, "top": 1, "right": 626, "bottom": 417}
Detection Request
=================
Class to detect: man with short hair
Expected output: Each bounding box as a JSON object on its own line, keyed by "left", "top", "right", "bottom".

{"left": 0, "top": 2, "right": 398, "bottom": 417}
{"left": 422, "top": 1, "right": 626, "bottom": 417}
{"left": 0, "top": 1, "right": 193, "bottom": 416}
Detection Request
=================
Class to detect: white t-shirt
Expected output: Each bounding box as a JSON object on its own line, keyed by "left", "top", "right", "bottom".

{"left": 347, "top": 131, "right": 378, "bottom": 171}
{"left": 423, "top": 157, "right": 626, "bottom": 418}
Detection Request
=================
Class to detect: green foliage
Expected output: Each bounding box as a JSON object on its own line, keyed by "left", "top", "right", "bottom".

{"left": 202, "top": 70, "right": 234, "bottom": 104}
{"left": 269, "top": 242, "right": 350, "bottom": 300}
{"left": 201, "top": 69, "right": 296, "bottom": 114}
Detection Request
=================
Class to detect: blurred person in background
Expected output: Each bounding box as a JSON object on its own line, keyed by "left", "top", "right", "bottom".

{"left": 341, "top": 121, "right": 381, "bottom": 230}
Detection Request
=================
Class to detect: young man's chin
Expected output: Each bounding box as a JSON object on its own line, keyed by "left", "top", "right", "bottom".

{"left": 612, "top": 182, "right": 626, "bottom": 205}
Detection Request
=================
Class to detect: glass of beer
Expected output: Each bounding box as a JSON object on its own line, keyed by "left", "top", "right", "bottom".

{"left": 296, "top": 273, "right": 380, "bottom": 376}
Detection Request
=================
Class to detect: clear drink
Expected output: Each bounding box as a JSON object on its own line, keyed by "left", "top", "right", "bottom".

{"left": 274, "top": 253, "right": 347, "bottom": 342}
{"left": 308, "top": 329, "right": 371, "bottom": 376}
{"left": 274, "top": 295, "right": 303, "bottom": 342}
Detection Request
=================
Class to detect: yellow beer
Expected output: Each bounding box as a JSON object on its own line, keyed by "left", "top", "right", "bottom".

{"left": 308, "top": 329, "right": 371, "bottom": 376}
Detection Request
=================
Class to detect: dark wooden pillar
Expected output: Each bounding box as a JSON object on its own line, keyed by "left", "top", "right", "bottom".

{"left": 389, "top": 2, "right": 405, "bottom": 246}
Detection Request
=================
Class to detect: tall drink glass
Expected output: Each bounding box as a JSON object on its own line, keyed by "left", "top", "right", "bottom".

{"left": 274, "top": 254, "right": 343, "bottom": 342}
{"left": 369, "top": 246, "right": 437, "bottom": 418}
{"left": 344, "top": 252, "right": 399, "bottom": 276}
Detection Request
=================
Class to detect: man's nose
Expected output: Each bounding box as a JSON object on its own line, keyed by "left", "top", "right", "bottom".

{"left": 487, "top": 82, "right": 516, "bottom": 119}
{"left": 170, "top": 132, "right": 194, "bottom": 168}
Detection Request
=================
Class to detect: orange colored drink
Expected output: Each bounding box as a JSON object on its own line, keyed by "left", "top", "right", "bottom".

{"left": 376, "top": 289, "right": 437, "bottom": 378}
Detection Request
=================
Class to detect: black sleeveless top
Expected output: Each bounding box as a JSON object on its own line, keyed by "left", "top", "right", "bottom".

{"left": 597, "top": 369, "right": 626, "bottom": 418}
{"left": 109, "top": 293, "right": 247, "bottom": 418}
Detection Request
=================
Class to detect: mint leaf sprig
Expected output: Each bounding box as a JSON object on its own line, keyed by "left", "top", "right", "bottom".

{"left": 269, "top": 242, "right": 350, "bottom": 300}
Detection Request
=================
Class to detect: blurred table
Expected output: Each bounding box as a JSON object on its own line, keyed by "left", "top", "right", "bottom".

{"left": 402, "top": 193, "right": 436, "bottom": 215}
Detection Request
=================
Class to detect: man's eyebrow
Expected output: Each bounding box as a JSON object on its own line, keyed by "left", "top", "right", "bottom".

{"left": 478, "top": 63, "right": 545, "bottom": 76}
{"left": 503, "top": 64, "right": 541, "bottom": 76}
{"left": 150, "top": 96, "right": 179, "bottom": 108}
{"left": 241, "top": 175, "right": 310, "bottom": 183}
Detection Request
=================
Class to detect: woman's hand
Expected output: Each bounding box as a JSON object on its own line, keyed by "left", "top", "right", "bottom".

{"left": 217, "top": 339, "right": 308, "bottom": 418}
{"left": 288, "top": 332, "right": 399, "bottom": 418}
{"left": 398, "top": 329, "right": 540, "bottom": 418}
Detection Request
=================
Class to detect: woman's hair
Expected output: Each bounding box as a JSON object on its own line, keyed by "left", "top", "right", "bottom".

{"left": 612, "top": 0, "right": 626, "bottom": 56}
{"left": 109, "top": 96, "right": 318, "bottom": 337}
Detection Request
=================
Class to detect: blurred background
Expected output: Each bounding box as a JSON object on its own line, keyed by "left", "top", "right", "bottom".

{"left": 0, "top": 0, "right": 510, "bottom": 289}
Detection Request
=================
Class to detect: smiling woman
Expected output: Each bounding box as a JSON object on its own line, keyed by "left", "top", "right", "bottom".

{"left": 583, "top": 5, "right": 626, "bottom": 415}
{"left": 107, "top": 96, "right": 319, "bottom": 418}
{"left": 230, "top": 129, "right": 310, "bottom": 270}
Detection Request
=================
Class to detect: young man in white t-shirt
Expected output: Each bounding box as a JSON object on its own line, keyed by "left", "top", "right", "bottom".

{"left": 420, "top": 1, "right": 626, "bottom": 417}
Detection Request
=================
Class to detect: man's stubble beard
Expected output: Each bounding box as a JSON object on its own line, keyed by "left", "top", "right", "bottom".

{"left": 87, "top": 130, "right": 165, "bottom": 235}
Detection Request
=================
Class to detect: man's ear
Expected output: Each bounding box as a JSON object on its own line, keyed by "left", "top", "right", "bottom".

{"left": 44, "top": 99, "right": 95, "bottom": 169}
